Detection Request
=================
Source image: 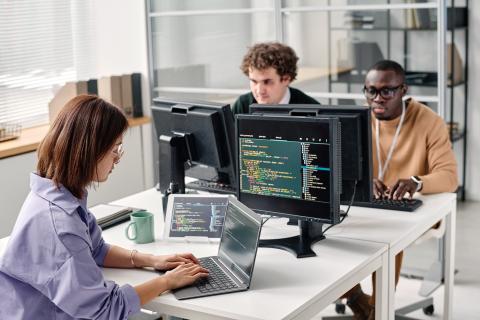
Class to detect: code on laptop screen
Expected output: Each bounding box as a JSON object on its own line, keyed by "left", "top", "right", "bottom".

{"left": 169, "top": 196, "right": 228, "bottom": 238}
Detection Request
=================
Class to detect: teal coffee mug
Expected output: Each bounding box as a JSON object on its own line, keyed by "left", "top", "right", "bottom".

{"left": 125, "top": 211, "right": 155, "bottom": 244}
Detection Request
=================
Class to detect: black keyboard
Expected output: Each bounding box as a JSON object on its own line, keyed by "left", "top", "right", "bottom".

{"left": 195, "top": 258, "right": 238, "bottom": 293}
{"left": 353, "top": 198, "right": 423, "bottom": 212}
{"left": 186, "top": 180, "right": 236, "bottom": 195}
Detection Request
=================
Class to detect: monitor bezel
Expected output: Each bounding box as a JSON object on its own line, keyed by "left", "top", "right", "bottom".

{"left": 249, "top": 104, "right": 373, "bottom": 204}
{"left": 235, "top": 114, "right": 341, "bottom": 225}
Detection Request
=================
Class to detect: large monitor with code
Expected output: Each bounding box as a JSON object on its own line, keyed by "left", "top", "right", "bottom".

{"left": 236, "top": 114, "right": 342, "bottom": 257}
{"left": 249, "top": 104, "right": 373, "bottom": 204}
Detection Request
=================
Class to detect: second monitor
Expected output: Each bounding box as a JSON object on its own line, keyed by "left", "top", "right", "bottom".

{"left": 237, "top": 114, "right": 342, "bottom": 258}
{"left": 250, "top": 104, "right": 373, "bottom": 204}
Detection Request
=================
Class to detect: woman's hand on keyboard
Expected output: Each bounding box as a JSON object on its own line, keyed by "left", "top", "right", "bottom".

{"left": 151, "top": 252, "right": 200, "bottom": 271}
{"left": 164, "top": 263, "right": 209, "bottom": 290}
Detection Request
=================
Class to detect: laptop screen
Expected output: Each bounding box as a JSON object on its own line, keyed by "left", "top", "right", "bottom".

{"left": 218, "top": 201, "right": 262, "bottom": 279}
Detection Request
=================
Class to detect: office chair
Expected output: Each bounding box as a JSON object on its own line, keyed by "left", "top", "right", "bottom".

{"left": 396, "top": 218, "right": 447, "bottom": 319}
{"left": 323, "top": 218, "right": 447, "bottom": 320}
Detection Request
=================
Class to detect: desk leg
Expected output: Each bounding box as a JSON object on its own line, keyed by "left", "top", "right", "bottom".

{"left": 387, "top": 250, "right": 396, "bottom": 320}
{"left": 444, "top": 204, "right": 456, "bottom": 319}
{"left": 375, "top": 252, "right": 389, "bottom": 320}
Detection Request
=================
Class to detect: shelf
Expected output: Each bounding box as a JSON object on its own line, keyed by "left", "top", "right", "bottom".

{"left": 324, "top": 4, "right": 469, "bottom": 201}
{"left": 335, "top": 6, "right": 467, "bottom": 32}
{"left": 332, "top": 71, "right": 438, "bottom": 86}
{"left": 0, "top": 116, "right": 151, "bottom": 159}
{"left": 331, "top": 71, "right": 464, "bottom": 88}
{"left": 330, "top": 26, "right": 467, "bottom": 31}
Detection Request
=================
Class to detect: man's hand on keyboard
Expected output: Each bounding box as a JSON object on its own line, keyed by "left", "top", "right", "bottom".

{"left": 389, "top": 179, "right": 417, "bottom": 200}
{"left": 374, "top": 178, "right": 418, "bottom": 200}
{"left": 373, "top": 178, "right": 389, "bottom": 199}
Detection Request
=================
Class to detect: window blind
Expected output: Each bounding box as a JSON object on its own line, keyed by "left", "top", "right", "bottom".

{"left": 0, "top": 0, "right": 95, "bottom": 128}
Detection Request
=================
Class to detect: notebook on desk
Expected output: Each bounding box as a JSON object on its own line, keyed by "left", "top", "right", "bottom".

{"left": 89, "top": 204, "right": 144, "bottom": 229}
{"left": 173, "top": 196, "right": 263, "bottom": 300}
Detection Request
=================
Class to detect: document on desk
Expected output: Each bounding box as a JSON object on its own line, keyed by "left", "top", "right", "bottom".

{"left": 89, "top": 204, "right": 142, "bottom": 229}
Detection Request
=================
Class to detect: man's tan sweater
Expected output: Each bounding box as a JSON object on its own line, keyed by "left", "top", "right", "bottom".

{"left": 371, "top": 98, "right": 458, "bottom": 194}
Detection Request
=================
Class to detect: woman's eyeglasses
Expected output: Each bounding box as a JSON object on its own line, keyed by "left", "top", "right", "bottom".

{"left": 112, "top": 143, "right": 124, "bottom": 163}
{"left": 362, "top": 84, "right": 404, "bottom": 99}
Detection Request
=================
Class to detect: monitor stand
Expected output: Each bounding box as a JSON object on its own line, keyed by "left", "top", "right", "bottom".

{"left": 157, "top": 133, "right": 194, "bottom": 216}
{"left": 259, "top": 220, "right": 325, "bottom": 258}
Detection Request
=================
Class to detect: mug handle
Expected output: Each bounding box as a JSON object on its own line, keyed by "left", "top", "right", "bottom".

{"left": 125, "top": 222, "right": 137, "bottom": 240}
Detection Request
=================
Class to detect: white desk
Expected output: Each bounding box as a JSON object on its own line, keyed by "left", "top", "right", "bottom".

{"left": 0, "top": 190, "right": 454, "bottom": 320}
{"left": 103, "top": 189, "right": 389, "bottom": 320}
{"left": 329, "top": 193, "right": 457, "bottom": 320}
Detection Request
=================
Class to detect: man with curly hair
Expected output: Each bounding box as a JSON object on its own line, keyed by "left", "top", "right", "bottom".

{"left": 232, "top": 42, "right": 318, "bottom": 114}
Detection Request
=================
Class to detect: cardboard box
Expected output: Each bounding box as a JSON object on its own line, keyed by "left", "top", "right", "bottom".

{"left": 120, "top": 74, "right": 134, "bottom": 117}
{"left": 447, "top": 43, "right": 463, "bottom": 85}
{"left": 98, "top": 76, "right": 122, "bottom": 107}
{"left": 48, "top": 81, "right": 88, "bottom": 123}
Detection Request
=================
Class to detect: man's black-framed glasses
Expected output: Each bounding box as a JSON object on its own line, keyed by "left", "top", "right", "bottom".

{"left": 362, "top": 84, "right": 404, "bottom": 99}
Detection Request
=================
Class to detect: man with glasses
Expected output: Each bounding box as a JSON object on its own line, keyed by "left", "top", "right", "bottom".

{"left": 343, "top": 60, "right": 457, "bottom": 320}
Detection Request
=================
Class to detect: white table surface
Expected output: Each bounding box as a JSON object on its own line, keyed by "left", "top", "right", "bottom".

{"left": 329, "top": 193, "right": 457, "bottom": 320}
{"left": 329, "top": 193, "right": 455, "bottom": 254}
{"left": 103, "top": 189, "right": 389, "bottom": 320}
{"left": 0, "top": 189, "right": 454, "bottom": 320}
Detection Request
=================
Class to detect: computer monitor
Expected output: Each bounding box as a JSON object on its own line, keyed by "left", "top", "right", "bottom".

{"left": 151, "top": 97, "right": 236, "bottom": 198}
{"left": 249, "top": 104, "right": 373, "bottom": 204}
{"left": 236, "top": 114, "right": 342, "bottom": 258}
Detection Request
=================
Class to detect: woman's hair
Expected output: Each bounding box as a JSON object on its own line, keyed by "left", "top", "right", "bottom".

{"left": 240, "top": 42, "right": 298, "bottom": 81}
{"left": 37, "top": 94, "right": 128, "bottom": 198}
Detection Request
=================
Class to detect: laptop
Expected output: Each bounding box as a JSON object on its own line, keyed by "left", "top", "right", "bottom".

{"left": 173, "top": 196, "right": 263, "bottom": 300}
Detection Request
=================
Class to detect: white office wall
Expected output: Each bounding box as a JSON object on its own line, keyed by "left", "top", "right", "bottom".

{"left": 91, "top": 0, "right": 154, "bottom": 189}
{"left": 90, "top": 0, "right": 147, "bottom": 78}
{"left": 466, "top": 3, "right": 479, "bottom": 201}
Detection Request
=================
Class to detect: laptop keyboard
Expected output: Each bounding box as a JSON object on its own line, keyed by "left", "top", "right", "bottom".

{"left": 195, "top": 257, "right": 239, "bottom": 293}
{"left": 354, "top": 198, "right": 423, "bottom": 212}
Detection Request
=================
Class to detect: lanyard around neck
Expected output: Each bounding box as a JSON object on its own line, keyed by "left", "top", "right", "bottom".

{"left": 376, "top": 100, "right": 406, "bottom": 181}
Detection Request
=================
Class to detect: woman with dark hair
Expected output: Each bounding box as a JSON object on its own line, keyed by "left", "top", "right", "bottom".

{"left": 0, "top": 95, "right": 208, "bottom": 319}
